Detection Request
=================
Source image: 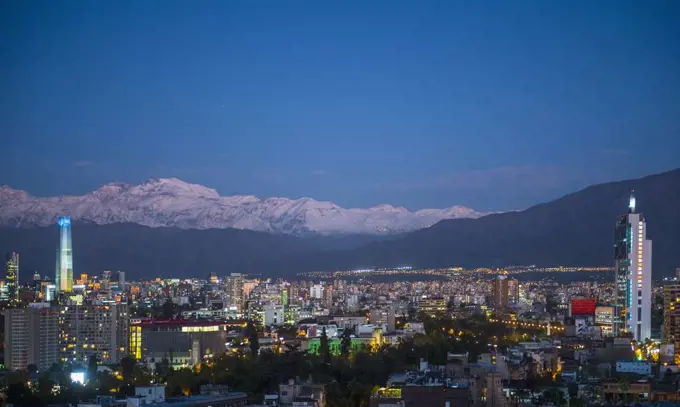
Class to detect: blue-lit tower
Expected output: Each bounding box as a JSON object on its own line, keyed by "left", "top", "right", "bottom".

{"left": 56, "top": 217, "right": 73, "bottom": 293}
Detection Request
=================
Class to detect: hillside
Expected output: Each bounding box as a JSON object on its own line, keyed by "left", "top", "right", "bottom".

{"left": 292, "top": 168, "right": 680, "bottom": 276}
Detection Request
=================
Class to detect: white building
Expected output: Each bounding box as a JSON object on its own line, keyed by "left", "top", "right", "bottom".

{"left": 311, "top": 284, "right": 324, "bottom": 299}
{"left": 264, "top": 304, "right": 285, "bottom": 326}
{"left": 613, "top": 192, "right": 652, "bottom": 341}
{"left": 616, "top": 361, "right": 652, "bottom": 375}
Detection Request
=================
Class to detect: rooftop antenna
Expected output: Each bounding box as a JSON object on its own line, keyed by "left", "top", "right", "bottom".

{"left": 628, "top": 189, "right": 636, "bottom": 213}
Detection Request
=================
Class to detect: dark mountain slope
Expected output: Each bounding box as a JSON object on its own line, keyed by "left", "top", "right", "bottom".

{"left": 282, "top": 168, "right": 680, "bottom": 277}
{"left": 1, "top": 169, "right": 678, "bottom": 280}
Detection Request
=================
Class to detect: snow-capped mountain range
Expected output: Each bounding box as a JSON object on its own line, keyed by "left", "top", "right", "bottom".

{"left": 0, "top": 178, "right": 488, "bottom": 235}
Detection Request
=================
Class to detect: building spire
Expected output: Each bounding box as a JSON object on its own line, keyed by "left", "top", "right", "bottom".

{"left": 629, "top": 189, "right": 636, "bottom": 213}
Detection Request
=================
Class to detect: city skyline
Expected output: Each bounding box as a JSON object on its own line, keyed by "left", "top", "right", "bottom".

{"left": 2, "top": 2, "right": 680, "bottom": 406}
{"left": 2, "top": 2, "right": 680, "bottom": 210}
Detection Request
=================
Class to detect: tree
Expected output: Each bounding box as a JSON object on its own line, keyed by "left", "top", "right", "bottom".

{"left": 541, "top": 388, "right": 567, "bottom": 406}
{"left": 320, "top": 327, "right": 331, "bottom": 364}
{"left": 121, "top": 356, "right": 136, "bottom": 384}
{"left": 87, "top": 354, "right": 98, "bottom": 385}
{"left": 155, "top": 357, "right": 172, "bottom": 381}
{"left": 245, "top": 320, "right": 260, "bottom": 358}
{"left": 340, "top": 329, "right": 353, "bottom": 358}
{"left": 162, "top": 299, "right": 175, "bottom": 318}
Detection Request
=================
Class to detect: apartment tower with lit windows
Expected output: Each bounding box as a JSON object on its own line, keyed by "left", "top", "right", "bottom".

{"left": 613, "top": 191, "right": 652, "bottom": 341}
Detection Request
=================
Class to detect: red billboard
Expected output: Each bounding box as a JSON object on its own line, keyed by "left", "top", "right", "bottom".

{"left": 571, "top": 299, "right": 597, "bottom": 316}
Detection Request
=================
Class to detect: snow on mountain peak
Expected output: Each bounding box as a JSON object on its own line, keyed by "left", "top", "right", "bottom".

{"left": 0, "top": 179, "right": 489, "bottom": 234}
{"left": 134, "top": 177, "right": 220, "bottom": 198}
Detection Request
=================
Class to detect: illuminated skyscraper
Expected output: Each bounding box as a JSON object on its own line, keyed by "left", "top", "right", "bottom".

{"left": 55, "top": 217, "right": 74, "bottom": 293}
{"left": 5, "top": 252, "right": 19, "bottom": 302}
{"left": 613, "top": 191, "right": 652, "bottom": 341}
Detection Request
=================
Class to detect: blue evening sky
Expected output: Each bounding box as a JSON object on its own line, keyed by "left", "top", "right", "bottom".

{"left": 1, "top": 1, "right": 679, "bottom": 211}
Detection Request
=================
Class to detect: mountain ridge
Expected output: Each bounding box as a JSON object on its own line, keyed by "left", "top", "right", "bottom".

{"left": 0, "top": 178, "right": 486, "bottom": 235}
{"left": 1, "top": 168, "right": 678, "bottom": 280}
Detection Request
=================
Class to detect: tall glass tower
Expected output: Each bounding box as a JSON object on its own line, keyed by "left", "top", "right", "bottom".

{"left": 5, "top": 252, "right": 19, "bottom": 301}
{"left": 613, "top": 191, "right": 652, "bottom": 341}
{"left": 56, "top": 217, "right": 73, "bottom": 293}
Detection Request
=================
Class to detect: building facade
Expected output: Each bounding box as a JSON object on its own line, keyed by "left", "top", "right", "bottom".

{"left": 226, "top": 273, "right": 244, "bottom": 311}
{"left": 56, "top": 216, "right": 74, "bottom": 293}
{"left": 3, "top": 303, "right": 59, "bottom": 371}
{"left": 5, "top": 252, "right": 19, "bottom": 302}
{"left": 492, "top": 276, "right": 509, "bottom": 311}
{"left": 59, "top": 302, "right": 129, "bottom": 364}
{"left": 129, "top": 318, "right": 238, "bottom": 368}
{"left": 664, "top": 271, "right": 680, "bottom": 350}
{"left": 613, "top": 192, "right": 652, "bottom": 341}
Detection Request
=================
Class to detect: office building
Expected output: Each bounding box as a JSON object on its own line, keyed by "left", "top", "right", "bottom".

{"left": 3, "top": 303, "right": 59, "bottom": 371}
{"left": 419, "top": 297, "right": 447, "bottom": 316}
{"left": 129, "top": 318, "right": 238, "bottom": 368}
{"left": 595, "top": 306, "right": 615, "bottom": 336}
{"left": 5, "top": 252, "right": 19, "bottom": 302}
{"left": 55, "top": 216, "right": 74, "bottom": 293}
{"left": 59, "top": 302, "right": 129, "bottom": 364}
{"left": 102, "top": 270, "right": 112, "bottom": 289}
{"left": 0, "top": 280, "right": 7, "bottom": 301}
{"left": 613, "top": 192, "right": 652, "bottom": 341}
{"left": 118, "top": 270, "right": 126, "bottom": 290}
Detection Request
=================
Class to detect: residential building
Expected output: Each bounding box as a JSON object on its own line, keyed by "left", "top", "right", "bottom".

{"left": 3, "top": 303, "right": 59, "bottom": 371}
{"left": 59, "top": 302, "right": 129, "bottom": 364}
{"left": 664, "top": 271, "right": 680, "bottom": 350}
{"left": 226, "top": 273, "right": 244, "bottom": 311}
{"left": 492, "top": 276, "right": 509, "bottom": 311}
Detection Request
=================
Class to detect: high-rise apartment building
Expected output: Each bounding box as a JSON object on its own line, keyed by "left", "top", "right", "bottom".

{"left": 492, "top": 276, "right": 509, "bottom": 311}
{"left": 55, "top": 217, "right": 74, "bottom": 293}
{"left": 613, "top": 192, "right": 652, "bottom": 341}
{"left": 664, "top": 269, "right": 680, "bottom": 350}
{"left": 5, "top": 252, "right": 19, "bottom": 302}
{"left": 225, "top": 273, "right": 244, "bottom": 311}
{"left": 288, "top": 285, "right": 299, "bottom": 306}
{"left": 324, "top": 285, "right": 334, "bottom": 308}
{"left": 59, "top": 302, "right": 129, "bottom": 364}
{"left": 3, "top": 303, "right": 59, "bottom": 371}
{"left": 507, "top": 278, "right": 519, "bottom": 304}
